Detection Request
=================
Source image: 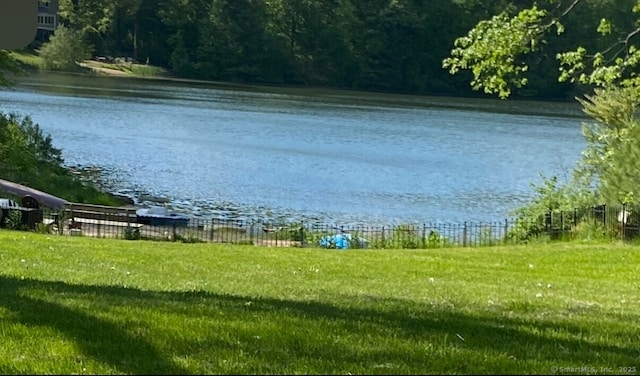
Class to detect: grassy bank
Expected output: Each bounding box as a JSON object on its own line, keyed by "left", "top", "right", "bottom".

{"left": 78, "top": 59, "right": 168, "bottom": 77}
{"left": 7, "top": 49, "right": 44, "bottom": 70}
{"left": 0, "top": 231, "right": 638, "bottom": 374}
{"left": 8, "top": 49, "right": 167, "bottom": 78}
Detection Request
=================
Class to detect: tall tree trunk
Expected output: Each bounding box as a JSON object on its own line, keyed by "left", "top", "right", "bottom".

{"left": 289, "top": 15, "right": 296, "bottom": 56}
{"left": 133, "top": 22, "right": 138, "bottom": 61}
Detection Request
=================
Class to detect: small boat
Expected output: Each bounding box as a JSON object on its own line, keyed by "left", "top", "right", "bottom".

{"left": 0, "top": 178, "right": 68, "bottom": 209}
{"left": 136, "top": 206, "right": 190, "bottom": 226}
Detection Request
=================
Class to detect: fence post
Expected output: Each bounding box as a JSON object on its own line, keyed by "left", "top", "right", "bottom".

{"left": 463, "top": 222, "right": 467, "bottom": 247}
{"left": 300, "top": 221, "right": 305, "bottom": 248}
{"left": 209, "top": 218, "right": 214, "bottom": 242}
{"left": 504, "top": 219, "right": 508, "bottom": 244}
{"left": 621, "top": 203, "right": 626, "bottom": 241}
{"left": 422, "top": 224, "right": 427, "bottom": 248}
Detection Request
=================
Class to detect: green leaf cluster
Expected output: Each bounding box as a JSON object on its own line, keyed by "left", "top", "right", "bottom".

{"left": 0, "top": 50, "right": 21, "bottom": 86}
{"left": 0, "top": 113, "right": 63, "bottom": 176}
{"left": 443, "top": 7, "right": 547, "bottom": 98}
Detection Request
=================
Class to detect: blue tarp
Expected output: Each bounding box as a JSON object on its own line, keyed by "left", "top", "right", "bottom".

{"left": 320, "top": 233, "right": 352, "bottom": 249}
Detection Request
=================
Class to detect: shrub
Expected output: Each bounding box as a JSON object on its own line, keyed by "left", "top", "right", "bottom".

{"left": 571, "top": 219, "right": 614, "bottom": 242}
{"left": 34, "top": 222, "right": 52, "bottom": 234}
{"left": 5, "top": 210, "right": 27, "bottom": 231}
{"left": 392, "top": 224, "right": 422, "bottom": 249}
{"left": 477, "top": 226, "right": 497, "bottom": 246}
{"left": 37, "top": 25, "right": 92, "bottom": 71}
{"left": 123, "top": 227, "right": 141, "bottom": 240}
{"left": 426, "top": 230, "right": 452, "bottom": 248}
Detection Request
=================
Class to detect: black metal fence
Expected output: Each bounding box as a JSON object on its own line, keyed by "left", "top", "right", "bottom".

{"left": 2, "top": 204, "right": 639, "bottom": 249}
{"left": 531, "top": 203, "right": 640, "bottom": 241}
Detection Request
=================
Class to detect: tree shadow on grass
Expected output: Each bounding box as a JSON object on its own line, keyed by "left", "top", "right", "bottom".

{"left": 0, "top": 275, "right": 189, "bottom": 375}
{"left": 1, "top": 275, "right": 638, "bottom": 374}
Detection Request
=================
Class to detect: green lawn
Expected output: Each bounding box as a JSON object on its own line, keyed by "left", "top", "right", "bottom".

{"left": 0, "top": 230, "right": 638, "bottom": 374}
{"left": 8, "top": 49, "right": 44, "bottom": 70}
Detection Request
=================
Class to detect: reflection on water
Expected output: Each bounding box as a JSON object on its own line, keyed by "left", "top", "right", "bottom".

{"left": 0, "top": 72, "right": 587, "bottom": 225}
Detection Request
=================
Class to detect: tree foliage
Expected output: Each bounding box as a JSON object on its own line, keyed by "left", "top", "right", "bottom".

{"left": 0, "top": 0, "right": 620, "bottom": 97}
{"left": 0, "top": 113, "right": 63, "bottom": 175}
{"left": 443, "top": 6, "right": 548, "bottom": 98}
{"left": 52, "top": 0, "right": 595, "bottom": 96}
{"left": 444, "top": 0, "right": 640, "bottom": 212}
{"left": 0, "top": 50, "right": 21, "bottom": 86}
{"left": 577, "top": 86, "right": 640, "bottom": 204}
{"left": 37, "top": 25, "right": 92, "bottom": 70}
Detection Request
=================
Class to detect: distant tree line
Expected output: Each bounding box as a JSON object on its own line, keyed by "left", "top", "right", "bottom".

{"left": 46, "top": 0, "right": 632, "bottom": 99}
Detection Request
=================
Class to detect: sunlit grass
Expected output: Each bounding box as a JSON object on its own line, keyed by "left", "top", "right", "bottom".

{"left": 80, "top": 59, "right": 167, "bottom": 77}
{"left": 1, "top": 230, "right": 639, "bottom": 374}
{"left": 8, "top": 49, "right": 44, "bottom": 70}
{"left": 126, "top": 63, "right": 167, "bottom": 77}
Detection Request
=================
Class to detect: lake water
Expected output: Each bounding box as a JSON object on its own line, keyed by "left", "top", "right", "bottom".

{"left": 0, "top": 72, "right": 587, "bottom": 225}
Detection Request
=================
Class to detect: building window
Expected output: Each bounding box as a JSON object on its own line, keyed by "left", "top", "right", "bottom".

{"left": 37, "top": 15, "right": 56, "bottom": 27}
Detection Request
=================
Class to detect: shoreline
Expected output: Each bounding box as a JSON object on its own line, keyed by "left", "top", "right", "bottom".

{"left": 67, "top": 62, "right": 584, "bottom": 122}
{"left": 10, "top": 49, "right": 578, "bottom": 106}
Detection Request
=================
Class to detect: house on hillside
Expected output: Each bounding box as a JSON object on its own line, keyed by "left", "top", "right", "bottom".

{"left": 36, "top": 0, "right": 59, "bottom": 42}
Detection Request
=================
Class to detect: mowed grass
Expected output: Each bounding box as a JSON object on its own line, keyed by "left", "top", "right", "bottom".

{"left": 0, "top": 231, "right": 639, "bottom": 375}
